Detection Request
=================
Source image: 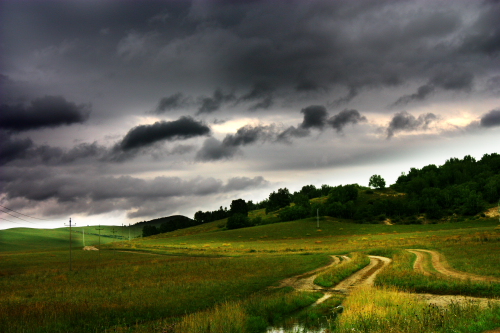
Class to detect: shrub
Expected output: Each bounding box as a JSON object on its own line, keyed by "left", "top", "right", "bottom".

{"left": 226, "top": 214, "right": 251, "bottom": 230}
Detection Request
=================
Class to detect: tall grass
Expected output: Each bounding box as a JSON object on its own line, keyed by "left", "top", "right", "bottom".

{"left": 335, "top": 286, "right": 500, "bottom": 333}
{"left": 314, "top": 252, "right": 370, "bottom": 288}
{"left": 170, "top": 290, "right": 322, "bottom": 333}
{"left": 0, "top": 251, "right": 329, "bottom": 333}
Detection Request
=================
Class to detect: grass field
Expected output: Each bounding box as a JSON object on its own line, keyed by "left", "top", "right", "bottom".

{"left": 1, "top": 213, "right": 499, "bottom": 332}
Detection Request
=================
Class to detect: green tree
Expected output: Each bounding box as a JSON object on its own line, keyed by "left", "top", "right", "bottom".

{"left": 369, "top": 174, "right": 386, "bottom": 189}
{"left": 266, "top": 187, "right": 292, "bottom": 213}
{"left": 142, "top": 225, "right": 159, "bottom": 237}
{"left": 226, "top": 213, "right": 251, "bottom": 230}
{"left": 230, "top": 199, "right": 248, "bottom": 216}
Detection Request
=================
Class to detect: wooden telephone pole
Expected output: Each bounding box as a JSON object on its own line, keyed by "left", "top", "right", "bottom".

{"left": 65, "top": 217, "right": 75, "bottom": 271}
{"left": 95, "top": 224, "right": 104, "bottom": 262}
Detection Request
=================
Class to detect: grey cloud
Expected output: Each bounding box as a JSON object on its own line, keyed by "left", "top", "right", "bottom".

{"left": 222, "top": 125, "right": 274, "bottom": 147}
{"left": 1, "top": 167, "right": 268, "bottom": 218}
{"left": 155, "top": 93, "right": 191, "bottom": 113}
{"left": 392, "top": 71, "right": 474, "bottom": 107}
{"left": 224, "top": 176, "right": 268, "bottom": 191}
{"left": 392, "top": 85, "right": 435, "bottom": 107}
{"left": 195, "top": 137, "right": 239, "bottom": 161}
{"left": 430, "top": 71, "right": 473, "bottom": 91}
{"left": 328, "top": 109, "right": 367, "bottom": 132}
{"left": 117, "top": 116, "right": 210, "bottom": 151}
{"left": 239, "top": 82, "right": 275, "bottom": 110}
{"left": 276, "top": 126, "right": 310, "bottom": 143}
{"left": 329, "top": 87, "right": 359, "bottom": 107}
{"left": 0, "top": 132, "right": 34, "bottom": 164}
{"left": 0, "top": 96, "right": 90, "bottom": 132}
{"left": 459, "top": 2, "right": 500, "bottom": 55}
{"left": 196, "top": 125, "right": 275, "bottom": 161}
{"left": 1, "top": 139, "right": 108, "bottom": 167}
{"left": 300, "top": 105, "right": 328, "bottom": 129}
{"left": 480, "top": 109, "right": 500, "bottom": 128}
{"left": 197, "top": 89, "right": 236, "bottom": 114}
{"left": 386, "top": 111, "right": 438, "bottom": 138}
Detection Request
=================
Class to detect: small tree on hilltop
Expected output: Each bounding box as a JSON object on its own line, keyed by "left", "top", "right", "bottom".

{"left": 230, "top": 199, "right": 248, "bottom": 216}
{"left": 369, "top": 174, "right": 386, "bottom": 189}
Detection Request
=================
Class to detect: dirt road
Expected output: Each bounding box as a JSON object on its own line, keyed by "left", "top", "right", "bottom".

{"left": 408, "top": 249, "right": 500, "bottom": 313}
{"left": 276, "top": 255, "right": 392, "bottom": 305}
{"left": 408, "top": 249, "right": 500, "bottom": 282}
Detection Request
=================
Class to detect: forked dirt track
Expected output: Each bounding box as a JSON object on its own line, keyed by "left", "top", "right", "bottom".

{"left": 407, "top": 249, "right": 500, "bottom": 310}
{"left": 408, "top": 249, "right": 500, "bottom": 283}
{"left": 276, "top": 255, "right": 392, "bottom": 305}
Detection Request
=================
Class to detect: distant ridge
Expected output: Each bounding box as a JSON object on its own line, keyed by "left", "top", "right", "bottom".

{"left": 133, "top": 215, "right": 194, "bottom": 226}
{"left": 133, "top": 215, "right": 199, "bottom": 233}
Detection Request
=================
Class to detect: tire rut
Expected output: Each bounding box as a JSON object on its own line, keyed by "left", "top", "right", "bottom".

{"left": 408, "top": 249, "right": 500, "bottom": 282}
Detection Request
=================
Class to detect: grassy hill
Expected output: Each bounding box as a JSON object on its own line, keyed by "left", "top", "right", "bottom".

{"left": 0, "top": 224, "right": 142, "bottom": 252}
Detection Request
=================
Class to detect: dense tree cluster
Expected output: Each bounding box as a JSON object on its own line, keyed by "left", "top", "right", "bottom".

{"left": 171, "top": 153, "right": 500, "bottom": 235}
{"left": 141, "top": 216, "right": 199, "bottom": 237}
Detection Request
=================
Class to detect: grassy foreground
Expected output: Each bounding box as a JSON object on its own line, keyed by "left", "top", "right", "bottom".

{"left": 1, "top": 215, "right": 499, "bottom": 332}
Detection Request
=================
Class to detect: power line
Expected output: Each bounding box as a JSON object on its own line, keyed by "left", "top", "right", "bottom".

{"left": 0, "top": 216, "right": 26, "bottom": 224}
{"left": 0, "top": 204, "right": 52, "bottom": 221}
{"left": 0, "top": 209, "right": 38, "bottom": 224}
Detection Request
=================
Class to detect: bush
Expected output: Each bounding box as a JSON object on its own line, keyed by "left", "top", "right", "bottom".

{"left": 226, "top": 214, "right": 251, "bottom": 230}
{"left": 279, "top": 206, "right": 309, "bottom": 222}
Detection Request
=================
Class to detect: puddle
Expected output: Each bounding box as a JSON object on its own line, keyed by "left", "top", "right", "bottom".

{"left": 266, "top": 323, "right": 329, "bottom": 333}
{"left": 265, "top": 300, "right": 342, "bottom": 333}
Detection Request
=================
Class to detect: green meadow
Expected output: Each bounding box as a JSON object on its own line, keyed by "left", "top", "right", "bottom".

{"left": 1, "top": 212, "right": 500, "bottom": 332}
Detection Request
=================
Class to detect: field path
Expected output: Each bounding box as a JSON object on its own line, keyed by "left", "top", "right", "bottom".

{"left": 276, "top": 255, "right": 392, "bottom": 305}
{"left": 274, "top": 255, "right": 342, "bottom": 291}
{"left": 408, "top": 249, "right": 500, "bottom": 282}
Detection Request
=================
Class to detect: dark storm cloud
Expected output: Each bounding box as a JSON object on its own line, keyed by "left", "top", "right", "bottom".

{"left": 0, "top": 167, "right": 268, "bottom": 218}
{"left": 117, "top": 116, "right": 210, "bottom": 151}
{"left": 0, "top": 137, "right": 109, "bottom": 167}
{"left": 196, "top": 125, "right": 275, "bottom": 161}
{"left": 329, "top": 87, "right": 360, "bottom": 107}
{"left": 300, "top": 105, "right": 328, "bottom": 129}
{"left": 0, "top": 96, "right": 90, "bottom": 132}
{"left": 223, "top": 125, "right": 274, "bottom": 147}
{"left": 328, "top": 109, "right": 367, "bottom": 132}
{"left": 239, "top": 82, "right": 275, "bottom": 110}
{"left": 155, "top": 93, "right": 191, "bottom": 113}
{"left": 480, "top": 109, "right": 500, "bottom": 128}
{"left": 276, "top": 126, "right": 310, "bottom": 142}
{"left": 392, "top": 85, "right": 436, "bottom": 107}
{"left": 195, "top": 138, "right": 238, "bottom": 161}
{"left": 459, "top": 2, "right": 500, "bottom": 55}
{"left": 0, "top": 132, "right": 34, "bottom": 164}
{"left": 386, "top": 111, "right": 437, "bottom": 138}
{"left": 197, "top": 89, "right": 236, "bottom": 114}
{"left": 392, "top": 71, "right": 474, "bottom": 107}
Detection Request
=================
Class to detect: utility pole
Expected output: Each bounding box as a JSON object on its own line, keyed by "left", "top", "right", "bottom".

{"left": 82, "top": 229, "right": 85, "bottom": 247}
{"left": 128, "top": 223, "right": 131, "bottom": 241}
{"left": 95, "top": 224, "right": 104, "bottom": 262}
{"left": 65, "top": 217, "right": 75, "bottom": 271}
{"left": 317, "top": 209, "right": 319, "bottom": 229}
{"left": 111, "top": 227, "right": 117, "bottom": 251}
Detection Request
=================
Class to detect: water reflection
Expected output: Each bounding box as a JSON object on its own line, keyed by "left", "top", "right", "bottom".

{"left": 266, "top": 315, "right": 333, "bottom": 333}
{"left": 266, "top": 323, "right": 328, "bottom": 333}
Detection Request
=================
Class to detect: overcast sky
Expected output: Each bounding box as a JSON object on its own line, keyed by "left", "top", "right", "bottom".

{"left": 1, "top": 0, "right": 499, "bottom": 229}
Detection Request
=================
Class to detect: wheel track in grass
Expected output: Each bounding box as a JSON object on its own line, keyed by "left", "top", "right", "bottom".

{"left": 408, "top": 249, "right": 500, "bottom": 282}
{"left": 407, "top": 249, "right": 500, "bottom": 315}
{"left": 275, "top": 255, "right": 392, "bottom": 304}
